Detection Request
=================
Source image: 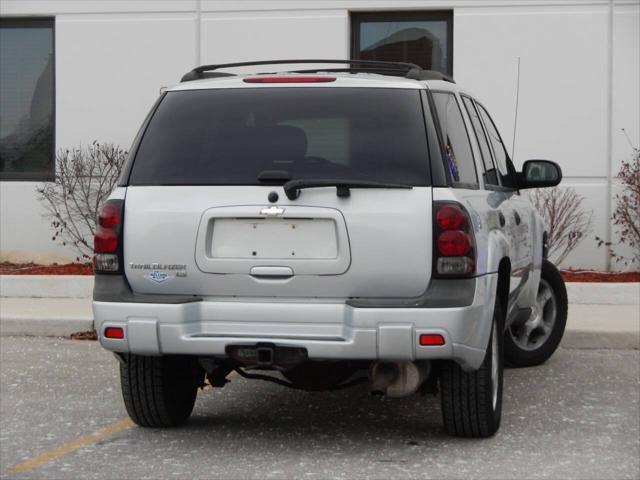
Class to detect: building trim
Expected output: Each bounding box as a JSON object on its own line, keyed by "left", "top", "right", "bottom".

{"left": 605, "top": 0, "right": 614, "bottom": 271}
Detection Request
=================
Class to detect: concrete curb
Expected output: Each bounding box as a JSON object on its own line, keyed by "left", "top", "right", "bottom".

{"left": 0, "top": 275, "right": 94, "bottom": 298}
{"left": 561, "top": 330, "right": 639, "bottom": 350}
{"left": 1, "top": 298, "right": 638, "bottom": 350}
{"left": 1, "top": 275, "right": 639, "bottom": 304}
{"left": 1, "top": 315, "right": 637, "bottom": 349}
{"left": 0, "top": 316, "right": 93, "bottom": 337}
{"left": 566, "top": 282, "right": 639, "bottom": 305}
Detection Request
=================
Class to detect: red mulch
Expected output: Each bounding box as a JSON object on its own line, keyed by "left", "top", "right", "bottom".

{"left": 69, "top": 330, "right": 98, "bottom": 341}
{"left": 1, "top": 262, "right": 638, "bottom": 282}
{"left": 560, "top": 270, "right": 640, "bottom": 283}
{"left": 0, "top": 262, "right": 93, "bottom": 275}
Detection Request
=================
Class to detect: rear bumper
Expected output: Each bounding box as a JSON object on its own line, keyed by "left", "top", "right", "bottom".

{"left": 94, "top": 273, "right": 497, "bottom": 371}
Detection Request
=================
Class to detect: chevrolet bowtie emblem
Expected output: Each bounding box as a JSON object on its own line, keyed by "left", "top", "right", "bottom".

{"left": 260, "top": 206, "right": 285, "bottom": 216}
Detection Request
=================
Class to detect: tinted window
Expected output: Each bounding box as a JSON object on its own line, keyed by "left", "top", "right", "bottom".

{"left": 461, "top": 96, "right": 500, "bottom": 186}
{"left": 475, "top": 103, "right": 514, "bottom": 188}
{"left": 129, "top": 88, "right": 430, "bottom": 186}
{"left": 352, "top": 11, "right": 453, "bottom": 76}
{"left": 431, "top": 92, "right": 478, "bottom": 186}
{"left": 0, "top": 18, "right": 54, "bottom": 180}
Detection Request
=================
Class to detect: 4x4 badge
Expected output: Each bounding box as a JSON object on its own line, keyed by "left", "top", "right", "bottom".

{"left": 260, "top": 206, "right": 285, "bottom": 216}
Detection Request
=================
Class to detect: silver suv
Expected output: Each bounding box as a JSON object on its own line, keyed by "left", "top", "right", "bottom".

{"left": 93, "top": 60, "right": 568, "bottom": 438}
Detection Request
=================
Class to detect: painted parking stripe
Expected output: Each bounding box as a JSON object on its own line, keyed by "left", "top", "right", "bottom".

{"left": 4, "top": 379, "right": 226, "bottom": 475}
{"left": 5, "top": 417, "right": 134, "bottom": 475}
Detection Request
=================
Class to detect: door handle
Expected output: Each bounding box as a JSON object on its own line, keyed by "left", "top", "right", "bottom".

{"left": 514, "top": 211, "right": 521, "bottom": 226}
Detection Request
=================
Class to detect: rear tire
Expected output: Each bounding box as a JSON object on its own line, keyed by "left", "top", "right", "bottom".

{"left": 504, "top": 260, "right": 568, "bottom": 367}
{"left": 120, "top": 354, "right": 203, "bottom": 427}
{"left": 440, "top": 302, "right": 504, "bottom": 438}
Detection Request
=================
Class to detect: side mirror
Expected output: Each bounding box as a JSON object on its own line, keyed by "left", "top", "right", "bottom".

{"left": 518, "top": 160, "right": 562, "bottom": 189}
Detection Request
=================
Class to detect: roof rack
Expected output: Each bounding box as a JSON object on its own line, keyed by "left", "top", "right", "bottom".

{"left": 180, "top": 59, "right": 455, "bottom": 83}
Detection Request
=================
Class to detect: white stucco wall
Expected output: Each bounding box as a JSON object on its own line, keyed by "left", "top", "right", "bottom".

{"left": 0, "top": 0, "right": 638, "bottom": 269}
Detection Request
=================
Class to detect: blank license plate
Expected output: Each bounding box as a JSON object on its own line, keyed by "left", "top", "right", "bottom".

{"left": 210, "top": 218, "right": 337, "bottom": 259}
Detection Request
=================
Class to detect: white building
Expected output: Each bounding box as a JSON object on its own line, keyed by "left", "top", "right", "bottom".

{"left": 0, "top": 0, "right": 638, "bottom": 270}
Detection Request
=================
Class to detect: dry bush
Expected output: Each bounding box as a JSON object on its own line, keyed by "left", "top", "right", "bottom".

{"left": 36, "top": 142, "right": 127, "bottom": 261}
{"left": 527, "top": 187, "right": 593, "bottom": 265}
{"left": 597, "top": 146, "right": 640, "bottom": 267}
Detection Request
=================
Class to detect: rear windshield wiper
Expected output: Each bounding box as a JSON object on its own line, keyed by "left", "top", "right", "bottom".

{"left": 283, "top": 179, "right": 412, "bottom": 200}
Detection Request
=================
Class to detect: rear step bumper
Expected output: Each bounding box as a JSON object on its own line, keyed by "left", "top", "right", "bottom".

{"left": 94, "top": 274, "right": 497, "bottom": 371}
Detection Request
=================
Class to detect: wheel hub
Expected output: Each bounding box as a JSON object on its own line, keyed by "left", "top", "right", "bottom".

{"left": 509, "top": 279, "right": 557, "bottom": 351}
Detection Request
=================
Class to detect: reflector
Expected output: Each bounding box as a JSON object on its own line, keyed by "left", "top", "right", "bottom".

{"left": 104, "top": 327, "right": 124, "bottom": 339}
{"left": 419, "top": 334, "right": 445, "bottom": 346}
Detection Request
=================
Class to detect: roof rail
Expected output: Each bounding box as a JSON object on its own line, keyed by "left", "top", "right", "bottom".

{"left": 180, "top": 59, "right": 454, "bottom": 83}
{"left": 406, "top": 68, "right": 455, "bottom": 83}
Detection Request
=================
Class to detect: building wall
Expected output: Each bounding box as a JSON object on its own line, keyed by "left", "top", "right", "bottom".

{"left": 1, "top": 0, "right": 638, "bottom": 269}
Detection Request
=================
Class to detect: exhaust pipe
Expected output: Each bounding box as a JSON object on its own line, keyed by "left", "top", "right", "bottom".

{"left": 369, "top": 361, "right": 430, "bottom": 398}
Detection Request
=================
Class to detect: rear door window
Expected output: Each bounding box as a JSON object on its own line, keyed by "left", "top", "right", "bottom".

{"left": 127, "top": 88, "right": 430, "bottom": 186}
{"left": 461, "top": 96, "right": 500, "bottom": 187}
{"left": 431, "top": 92, "right": 478, "bottom": 187}
{"left": 475, "top": 102, "right": 515, "bottom": 189}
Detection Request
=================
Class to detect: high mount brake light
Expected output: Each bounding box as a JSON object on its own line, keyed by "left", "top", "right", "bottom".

{"left": 93, "top": 199, "right": 124, "bottom": 273}
{"left": 433, "top": 202, "right": 476, "bottom": 277}
{"left": 243, "top": 76, "right": 336, "bottom": 83}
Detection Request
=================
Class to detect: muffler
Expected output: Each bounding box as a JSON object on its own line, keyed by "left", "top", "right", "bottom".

{"left": 369, "top": 361, "right": 430, "bottom": 398}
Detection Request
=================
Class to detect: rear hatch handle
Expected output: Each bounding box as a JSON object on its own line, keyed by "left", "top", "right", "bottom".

{"left": 283, "top": 179, "right": 412, "bottom": 200}
{"left": 250, "top": 266, "right": 294, "bottom": 279}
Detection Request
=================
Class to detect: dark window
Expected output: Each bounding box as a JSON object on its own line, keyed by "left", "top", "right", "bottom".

{"left": 0, "top": 18, "right": 55, "bottom": 181}
{"left": 128, "top": 88, "right": 430, "bottom": 186}
{"left": 431, "top": 92, "right": 478, "bottom": 186}
{"left": 351, "top": 11, "right": 453, "bottom": 76}
{"left": 461, "top": 96, "right": 500, "bottom": 186}
{"left": 475, "top": 102, "right": 515, "bottom": 189}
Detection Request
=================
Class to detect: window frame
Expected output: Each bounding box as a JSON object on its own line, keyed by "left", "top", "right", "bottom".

{"left": 473, "top": 99, "right": 518, "bottom": 192}
{"left": 0, "top": 17, "right": 56, "bottom": 182}
{"left": 460, "top": 94, "right": 502, "bottom": 189}
{"left": 350, "top": 10, "right": 454, "bottom": 77}
{"left": 428, "top": 90, "right": 480, "bottom": 190}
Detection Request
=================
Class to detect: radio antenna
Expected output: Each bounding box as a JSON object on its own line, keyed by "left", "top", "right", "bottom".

{"left": 511, "top": 57, "right": 521, "bottom": 160}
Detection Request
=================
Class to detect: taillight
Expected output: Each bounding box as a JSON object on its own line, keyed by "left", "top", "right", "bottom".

{"left": 433, "top": 202, "right": 476, "bottom": 276}
{"left": 93, "top": 199, "right": 124, "bottom": 273}
{"left": 243, "top": 76, "right": 336, "bottom": 83}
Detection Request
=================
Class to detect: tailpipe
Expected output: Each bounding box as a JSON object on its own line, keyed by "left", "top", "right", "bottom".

{"left": 369, "top": 361, "right": 430, "bottom": 398}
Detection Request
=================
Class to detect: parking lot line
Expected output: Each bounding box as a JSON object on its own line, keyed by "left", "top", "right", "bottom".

{"left": 5, "top": 417, "right": 134, "bottom": 475}
{"left": 4, "top": 380, "right": 221, "bottom": 475}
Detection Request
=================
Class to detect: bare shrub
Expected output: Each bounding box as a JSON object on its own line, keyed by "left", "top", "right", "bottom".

{"left": 527, "top": 187, "right": 593, "bottom": 266}
{"left": 36, "top": 142, "right": 127, "bottom": 261}
{"left": 597, "top": 145, "right": 640, "bottom": 267}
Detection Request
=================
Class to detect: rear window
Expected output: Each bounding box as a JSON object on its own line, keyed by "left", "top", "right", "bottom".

{"left": 127, "top": 88, "right": 430, "bottom": 186}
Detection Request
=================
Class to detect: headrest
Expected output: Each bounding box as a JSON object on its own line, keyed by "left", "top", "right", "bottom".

{"left": 207, "top": 125, "right": 307, "bottom": 160}
{"left": 251, "top": 125, "right": 308, "bottom": 161}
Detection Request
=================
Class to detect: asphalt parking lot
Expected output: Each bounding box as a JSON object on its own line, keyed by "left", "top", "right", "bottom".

{"left": 1, "top": 337, "right": 638, "bottom": 480}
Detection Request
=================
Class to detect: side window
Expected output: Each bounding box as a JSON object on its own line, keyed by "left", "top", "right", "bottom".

{"left": 475, "top": 102, "right": 515, "bottom": 188}
{"left": 461, "top": 96, "right": 500, "bottom": 187}
{"left": 431, "top": 92, "right": 478, "bottom": 186}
